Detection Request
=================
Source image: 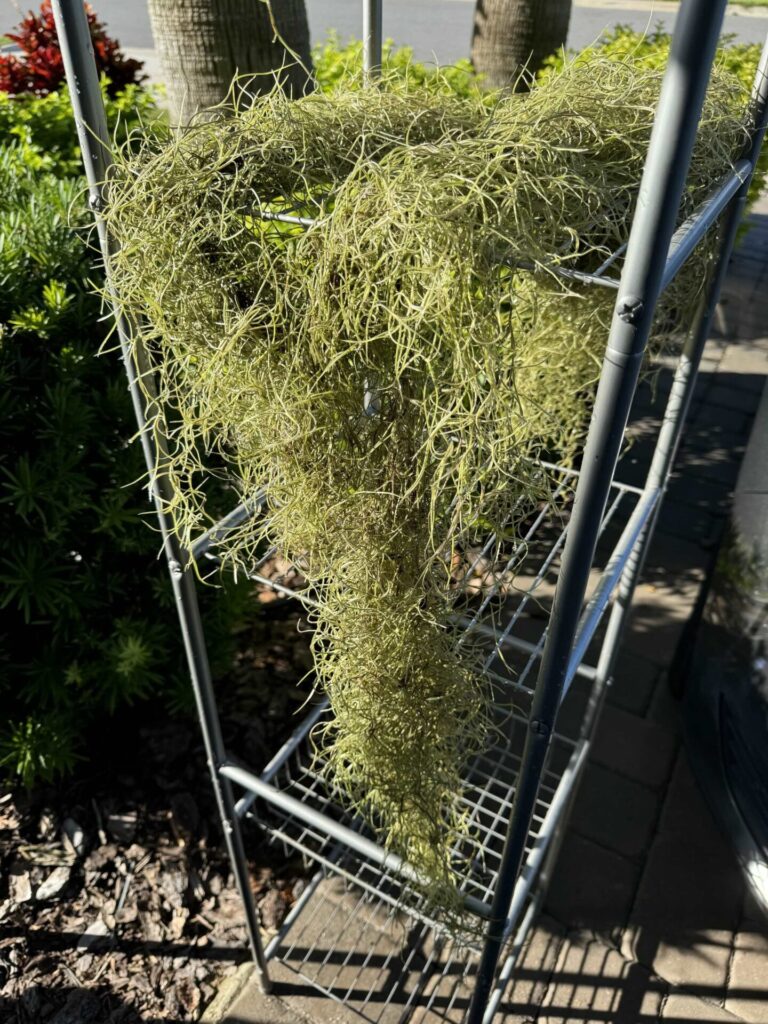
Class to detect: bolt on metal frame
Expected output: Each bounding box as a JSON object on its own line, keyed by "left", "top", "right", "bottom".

{"left": 50, "top": 0, "right": 768, "bottom": 1019}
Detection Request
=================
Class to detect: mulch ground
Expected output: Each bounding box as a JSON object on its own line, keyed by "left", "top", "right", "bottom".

{"left": 0, "top": 591, "right": 314, "bottom": 1024}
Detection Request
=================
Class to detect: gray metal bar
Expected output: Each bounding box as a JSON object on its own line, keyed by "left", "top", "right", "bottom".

{"left": 245, "top": 569, "right": 320, "bottom": 606}
{"left": 593, "top": 241, "right": 629, "bottom": 276}
{"left": 482, "top": 890, "right": 543, "bottom": 1024}
{"left": 258, "top": 209, "right": 317, "bottom": 228}
{"left": 499, "top": 741, "right": 589, "bottom": 944}
{"left": 512, "top": 259, "right": 620, "bottom": 290}
{"left": 480, "top": 742, "right": 589, "bottom": 1024}
{"left": 562, "top": 486, "right": 660, "bottom": 698}
{"left": 50, "top": 0, "right": 272, "bottom": 990}
{"left": 219, "top": 762, "right": 492, "bottom": 919}
{"left": 661, "top": 158, "right": 751, "bottom": 293}
{"left": 460, "top": 623, "right": 598, "bottom": 682}
{"left": 189, "top": 491, "right": 266, "bottom": 561}
{"left": 592, "top": 32, "right": 768, "bottom": 708}
{"left": 362, "top": 0, "right": 383, "bottom": 79}
{"left": 234, "top": 698, "right": 330, "bottom": 818}
{"left": 467, "top": 3, "right": 729, "bottom": 1020}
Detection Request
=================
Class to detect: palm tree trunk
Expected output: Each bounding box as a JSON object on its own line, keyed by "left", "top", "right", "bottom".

{"left": 471, "top": 0, "right": 571, "bottom": 91}
{"left": 147, "top": 0, "right": 313, "bottom": 124}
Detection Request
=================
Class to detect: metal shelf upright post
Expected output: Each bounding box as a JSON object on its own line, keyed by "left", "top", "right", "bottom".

{"left": 50, "top": 0, "right": 768, "bottom": 1019}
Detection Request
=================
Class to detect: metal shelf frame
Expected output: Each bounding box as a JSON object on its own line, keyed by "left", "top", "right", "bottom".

{"left": 50, "top": 0, "right": 768, "bottom": 1020}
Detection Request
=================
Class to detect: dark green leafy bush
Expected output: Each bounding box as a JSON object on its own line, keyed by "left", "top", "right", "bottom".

{"left": 0, "top": 90, "right": 247, "bottom": 788}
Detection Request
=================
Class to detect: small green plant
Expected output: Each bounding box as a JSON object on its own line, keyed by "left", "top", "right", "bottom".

{"left": 0, "top": 713, "right": 82, "bottom": 789}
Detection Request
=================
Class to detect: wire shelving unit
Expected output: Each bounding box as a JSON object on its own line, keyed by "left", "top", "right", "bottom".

{"left": 50, "top": 0, "right": 768, "bottom": 1020}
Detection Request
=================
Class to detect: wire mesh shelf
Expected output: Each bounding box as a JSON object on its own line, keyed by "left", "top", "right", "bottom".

{"left": 244, "top": 696, "right": 570, "bottom": 914}
{"left": 220, "top": 467, "right": 645, "bottom": 952}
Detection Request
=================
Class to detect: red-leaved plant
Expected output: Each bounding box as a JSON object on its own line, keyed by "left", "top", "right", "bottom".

{"left": 0, "top": 0, "right": 144, "bottom": 96}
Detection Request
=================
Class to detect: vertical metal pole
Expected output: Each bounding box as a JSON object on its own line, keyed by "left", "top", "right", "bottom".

{"left": 50, "top": 0, "right": 271, "bottom": 990}
{"left": 363, "top": 0, "right": 383, "bottom": 80}
{"left": 593, "top": 33, "right": 768, "bottom": 696}
{"left": 467, "top": 2, "right": 729, "bottom": 1020}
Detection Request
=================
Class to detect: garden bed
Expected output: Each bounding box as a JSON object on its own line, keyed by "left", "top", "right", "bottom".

{"left": 0, "top": 586, "right": 312, "bottom": 1024}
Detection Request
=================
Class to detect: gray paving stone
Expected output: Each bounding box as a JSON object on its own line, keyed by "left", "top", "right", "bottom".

{"left": 726, "top": 934, "right": 768, "bottom": 1024}
{"left": 217, "top": 878, "right": 432, "bottom": 1024}
{"left": 496, "top": 916, "right": 567, "bottom": 1023}
{"left": 715, "top": 343, "right": 768, "bottom": 386}
{"left": 680, "top": 422, "right": 749, "bottom": 457}
{"left": 661, "top": 992, "right": 746, "bottom": 1022}
{"left": 740, "top": 891, "right": 768, "bottom": 933}
{"left": 675, "top": 450, "right": 745, "bottom": 489}
{"left": 664, "top": 473, "right": 732, "bottom": 516}
{"left": 632, "top": 928, "right": 735, "bottom": 1005}
{"left": 569, "top": 761, "right": 660, "bottom": 860}
{"left": 704, "top": 383, "right": 763, "bottom": 414}
{"left": 545, "top": 832, "right": 640, "bottom": 936}
{"left": 641, "top": 531, "right": 709, "bottom": 581}
{"left": 606, "top": 651, "right": 663, "bottom": 717}
{"left": 698, "top": 357, "right": 722, "bottom": 377}
{"left": 622, "top": 755, "right": 745, "bottom": 1001}
{"left": 646, "top": 669, "right": 683, "bottom": 731}
{"left": 410, "top": 916, "right": 566, "bottom": 1024}
{"left": 655, "top": 500, "right": 721, "bottom": 546}
{"left": 656, "top": 755, "right": 738, "bottom": 855}
{"left": 690, "top": 401, "right": 751, "bottom": 436}
{"left": 590, "top": 702, "right": 677, "bottom": 791}
{"left": 539, "top": 932, "right": 664, "bottom": 1024}
{"left": 621, "top": 580, "right": 698, "bottom": 666}
{"left": 702, "top": 336, "right": 728, "bottom": 361}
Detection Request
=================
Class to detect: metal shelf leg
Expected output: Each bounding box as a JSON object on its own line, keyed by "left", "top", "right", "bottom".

{"left": 363, "top": 0, "right": 383, "bottom": 79}
{"left": 50, "top": 0, "right": 271, "bottom": 990}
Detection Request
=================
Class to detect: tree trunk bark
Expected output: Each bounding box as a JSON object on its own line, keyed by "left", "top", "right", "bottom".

{"left": 471, "top": 0, "right": 571, "bottom": 91}
{"left": 147, "top": 0, "right": 313, "bottom": 124}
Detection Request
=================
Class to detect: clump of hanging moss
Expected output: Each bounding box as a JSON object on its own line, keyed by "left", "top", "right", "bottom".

{"left": 102, "top": 55, "right": 748, "bottom": 921}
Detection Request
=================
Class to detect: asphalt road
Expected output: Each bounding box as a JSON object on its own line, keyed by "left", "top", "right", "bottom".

{"left": 13, "top": 0, "right": 767, "bottom": 63}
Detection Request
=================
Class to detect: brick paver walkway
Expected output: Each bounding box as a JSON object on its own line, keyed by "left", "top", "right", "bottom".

{"left": 205, "top": 200, "right": 768, "bottom": 1024}
{"left": 525, "top": 198, "right": 768, "bottom": 1024}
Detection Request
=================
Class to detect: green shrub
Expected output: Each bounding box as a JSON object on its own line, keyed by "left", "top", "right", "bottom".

{"left": 0, "top": 80, "right": 162, "bottom": 177}
{"left": 0, "top": 89, "right": 245, "bottom": 789}
{"left": 312, "top": 33, "right": 488, "bottom": 100}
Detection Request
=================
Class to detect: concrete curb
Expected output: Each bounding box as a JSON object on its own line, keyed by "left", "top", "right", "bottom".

{"left": 200, "top": 964, "right": 255, "bottom": 1024}
{"left": 570, "top": 0, "right": 767, "bottom": 15}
